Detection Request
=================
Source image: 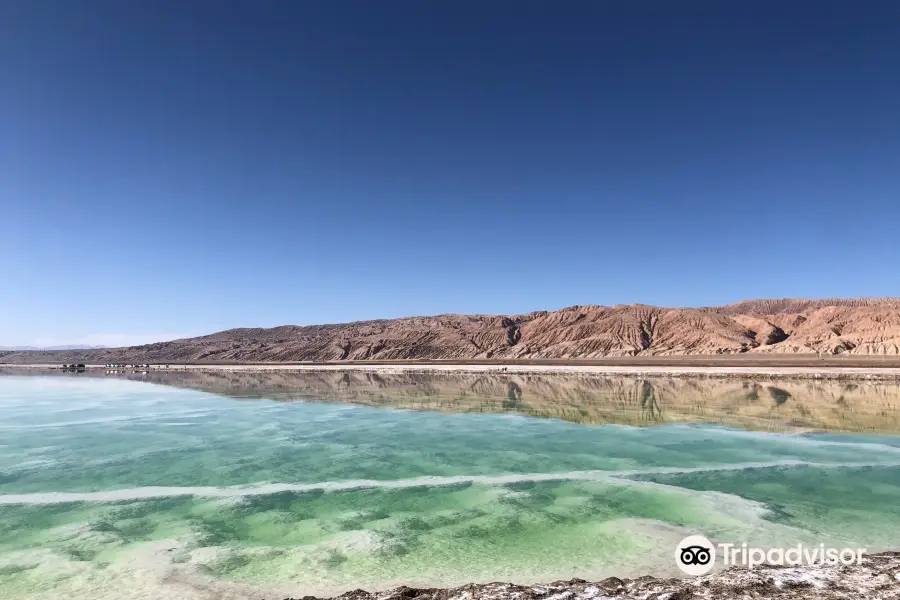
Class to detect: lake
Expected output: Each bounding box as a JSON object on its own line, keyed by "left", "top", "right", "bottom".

{"left": 1, "top": 370, "right": 899, "bottom": 599}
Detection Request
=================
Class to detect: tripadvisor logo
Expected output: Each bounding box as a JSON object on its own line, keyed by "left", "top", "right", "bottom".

{"left": 675, "top": 535, "right": 715, "bottom": 576}
{"left": 675, "top": 535, "right": 866, "bottom": 576}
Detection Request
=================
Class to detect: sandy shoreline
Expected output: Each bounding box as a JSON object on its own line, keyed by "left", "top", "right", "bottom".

{"left": 6, "top": 362, "right": 900, "bottom": 379}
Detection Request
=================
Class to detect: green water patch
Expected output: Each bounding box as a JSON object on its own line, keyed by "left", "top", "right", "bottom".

{"left": 0, "top": 477, "right": 783, "bottom": 595}
{"left": 181, "top": 478, "right": 755, "bottom": 588}
{"left": 630, "top": 464, "right": 900, "bottom": 549}
{"left": 4, "top": 410, "right": 900, "bottom": 496}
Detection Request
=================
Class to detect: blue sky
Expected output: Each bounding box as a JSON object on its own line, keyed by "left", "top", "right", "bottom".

{"left": 1, "top": 1, "right": 898, "bottom": 346}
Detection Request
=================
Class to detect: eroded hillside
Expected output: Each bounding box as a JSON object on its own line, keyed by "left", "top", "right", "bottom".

{"left": 3, "top": 298, "right": 900, "bottom": 363}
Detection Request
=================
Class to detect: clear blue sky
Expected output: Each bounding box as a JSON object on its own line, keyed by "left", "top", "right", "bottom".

{"left": 1, "top": 1, "right": 898, "bottom": 346}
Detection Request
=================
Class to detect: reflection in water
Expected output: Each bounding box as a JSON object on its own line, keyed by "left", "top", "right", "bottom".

{"left": 20, "top": 368, "right": 900, "bottom": 433}
{"left": 0, "top": 372, "right": 899, "bottom": 599}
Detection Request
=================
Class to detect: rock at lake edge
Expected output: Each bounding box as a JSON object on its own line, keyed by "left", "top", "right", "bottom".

{"left": 281, "top": 552, "right": 900, "bottom": 600}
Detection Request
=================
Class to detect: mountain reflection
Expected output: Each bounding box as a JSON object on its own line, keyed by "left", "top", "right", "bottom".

{"left": 30, "top": 368, "right": 900, "bottom": 434}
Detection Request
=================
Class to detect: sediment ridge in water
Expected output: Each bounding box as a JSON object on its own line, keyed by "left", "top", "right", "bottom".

{"left": 287, "top": 552, "right": 900, "bottom": 600}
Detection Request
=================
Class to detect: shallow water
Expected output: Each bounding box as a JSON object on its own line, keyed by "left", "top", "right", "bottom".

{"left": 0, "top": 373, "right": 899, "bottom": 599}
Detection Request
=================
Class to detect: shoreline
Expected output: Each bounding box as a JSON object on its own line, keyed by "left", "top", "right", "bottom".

{"left": 6, "top": 362, "right": 900, "bottom": 380}
{"left": 292, "top": 551, "right": 900, "bottom": 600}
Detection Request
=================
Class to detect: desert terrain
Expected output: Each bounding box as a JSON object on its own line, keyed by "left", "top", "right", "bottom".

{"left": 3, "top": 297, "right": 900, "bottom": 365}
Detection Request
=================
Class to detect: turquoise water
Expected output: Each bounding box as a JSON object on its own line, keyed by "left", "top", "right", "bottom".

{"left": 1, "top": 375, "right": 899, "bottom": 599}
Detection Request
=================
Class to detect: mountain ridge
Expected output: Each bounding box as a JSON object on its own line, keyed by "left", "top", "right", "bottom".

{"left": 3, "top": 298, "right": 900, "bottom": 363}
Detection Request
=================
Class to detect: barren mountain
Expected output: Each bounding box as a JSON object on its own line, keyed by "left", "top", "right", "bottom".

{"left": 3, "top": 298, "right": 900, "bottom": 363}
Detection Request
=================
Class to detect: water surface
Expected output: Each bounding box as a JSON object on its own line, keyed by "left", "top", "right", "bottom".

{"left": 0, "top": 372, "right": 899, "bottom": 599}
